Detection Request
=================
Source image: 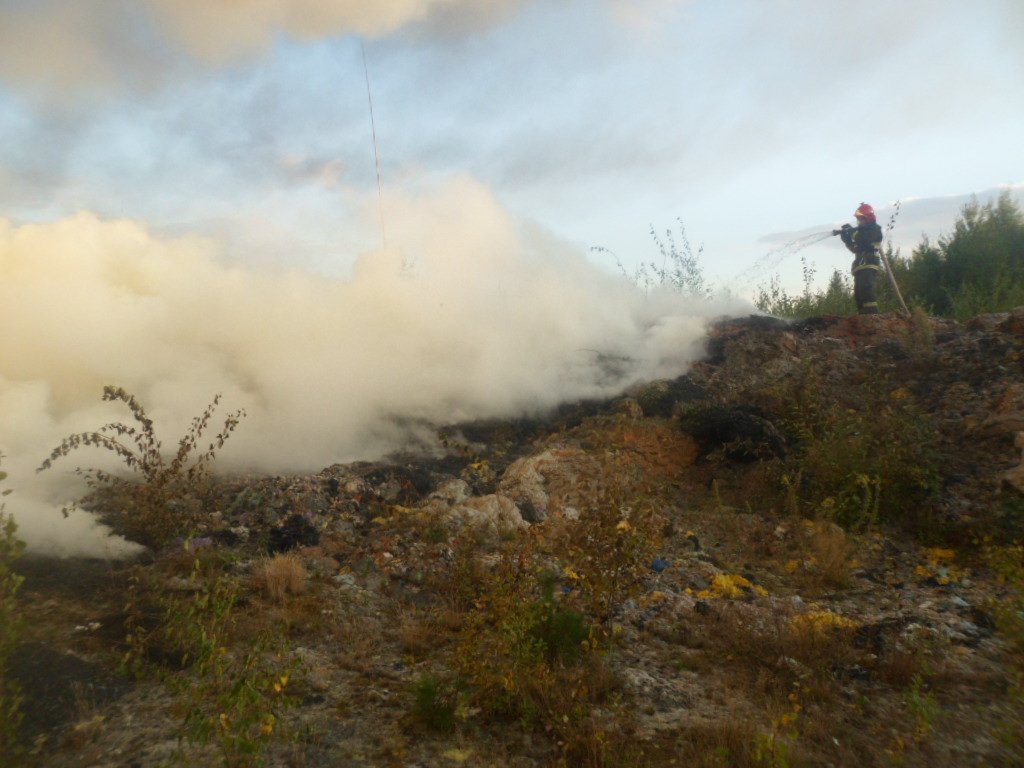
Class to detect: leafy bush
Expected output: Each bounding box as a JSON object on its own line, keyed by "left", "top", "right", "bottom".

{"left": 896, "top": 191, "right": 1024, "bottom": 317}
{"left": 529, "top": 574, "right": 590, "bottom": 665}
{"left": 755, "top": 258, "right": 856, "bottom": 319}
{"left": 38, "top": 386, "right": 245, "bottom": 548}
{"left": 776, "top": 364, "right": 944, "bottom": 534}
{"left": 947, "top": 275, "right": 1024, "bottom": 321}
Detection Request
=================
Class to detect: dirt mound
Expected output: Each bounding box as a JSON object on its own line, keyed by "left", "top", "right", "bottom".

{"left": 7, "top": 309, "right": 1024, "bottom": 767}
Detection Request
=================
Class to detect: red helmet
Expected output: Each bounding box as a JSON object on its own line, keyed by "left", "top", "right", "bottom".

{"left": 854, "top": 202, "right": 876, "bottom": 222}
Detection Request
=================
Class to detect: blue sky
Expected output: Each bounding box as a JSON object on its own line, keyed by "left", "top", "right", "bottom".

{"left": 2, "top": 0, "right": 1021, "bottom": 291}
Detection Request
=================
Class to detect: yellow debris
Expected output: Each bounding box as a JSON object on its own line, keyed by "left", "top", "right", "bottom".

{"left": 924, "top": 547, "right": 956, "bottom": 563}
{"left": 791, "top": 610, "right": 858, "bottom": 635}
{"left": 697, "top": 573, "right": 768, "bottom": 600}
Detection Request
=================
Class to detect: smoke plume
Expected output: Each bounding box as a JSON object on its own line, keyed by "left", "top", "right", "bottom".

{"left": 1, "top": 177, "right": 729, "bottom": 555}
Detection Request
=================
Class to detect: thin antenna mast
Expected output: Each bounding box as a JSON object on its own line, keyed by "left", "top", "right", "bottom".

{"left": 361, "top": 42, "right": 386, "bottom": 249}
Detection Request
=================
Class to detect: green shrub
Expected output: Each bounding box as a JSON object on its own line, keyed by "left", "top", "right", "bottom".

{"left": 898, "top": 191, "right": 1024, "bottom": 317}
{"left": 38, "top": 386, "right": 245, "bottom": 548}
{"left": 778, "top": 365, "right": 944, "bottom": 534}
{"left": 411, "top": 674, "right": 459, "bottom": 733}
{"left": 124, "top": 554, "right": 299, "bottom": 767}
{"left": 529, "top": 574, "right": 589, "bottom": 665}
{"left": 448, "top": 485, "right": 661, "bottom": 758}
{"left": 948, "top": 275, "right": 1024, "bottom": 321}
{"left": 755, "top": 259, "right": 856, "bottom": 319}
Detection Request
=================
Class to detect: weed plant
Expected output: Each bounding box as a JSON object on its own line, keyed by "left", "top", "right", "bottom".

{"left": 594, "top": 218, "right": 712, "bottom": 298}
{"left": 123, "top": 552, "right": 299, "bottom": 767}
{"left": 547, "top": 497, "right": 665, "bottom": 626}
{"left": 775, "top": 363, "right": 944, "bottom": 534}
{"left": 442, "top": 478, "right": 663, "bottom": 765}
{"left": 38, "top": 386, "right": 245, "bottom": 548}
{"left": 986, "top": 541, "right": 1024, "bottom": 760}
{"left": 0, "top": 458, "right": 25, "bottom": 767}
{"left": 411, "top": 673, "right": 459, "bottom": 733}
{"left": 755, "top": 259, "right": 856, "bottom": 319}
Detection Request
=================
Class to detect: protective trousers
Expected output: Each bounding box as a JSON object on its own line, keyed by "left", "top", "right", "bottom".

{"left": 853, "top": 265, "right": 880, "bottom": 315}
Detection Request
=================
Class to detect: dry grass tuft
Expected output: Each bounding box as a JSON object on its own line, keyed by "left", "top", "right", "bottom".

{"left": 256, "top": 553, "right": 307, "bottom": 603}
{"left": 695, "top": 600, "right": 859, "bottom": 701}
{"left": 670, "top": 716, "right": 764, "bottom": 768}
{"left": 396, "top": 610, "right": 435, "bottom": 659}
{"left": 805, "top": 520, "right": 853, "bottom": 590}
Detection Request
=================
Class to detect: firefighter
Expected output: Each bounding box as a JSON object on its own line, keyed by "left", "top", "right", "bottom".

{"left": 834, "top": 202, "right": 883, "bottom": 314}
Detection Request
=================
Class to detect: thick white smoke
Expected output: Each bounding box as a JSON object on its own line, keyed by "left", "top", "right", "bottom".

{"left": 1, "top": 177, "right": 733, "bottom": 556}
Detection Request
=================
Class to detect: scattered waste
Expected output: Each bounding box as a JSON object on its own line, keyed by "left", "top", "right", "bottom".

{"left": 268, "top": 514, "right": 320, "bottom": 553}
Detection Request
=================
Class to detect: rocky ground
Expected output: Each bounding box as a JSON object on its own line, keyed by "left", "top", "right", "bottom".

{"left": 7, "top": 309, "right": 1024, "bottom": 767}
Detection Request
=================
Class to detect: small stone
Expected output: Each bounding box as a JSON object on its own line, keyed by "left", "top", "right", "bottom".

{"left": 333, "top": 572, "right": 358, "bottom": 588}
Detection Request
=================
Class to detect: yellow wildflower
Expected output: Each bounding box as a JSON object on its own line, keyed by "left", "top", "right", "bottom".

{"left": 260, "top": 714, "right": 276, "bottom": 735}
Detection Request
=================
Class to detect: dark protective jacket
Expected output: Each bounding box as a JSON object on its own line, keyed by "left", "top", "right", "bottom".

{"left": 840, "top": 221, "right": 883, "bottom": 274}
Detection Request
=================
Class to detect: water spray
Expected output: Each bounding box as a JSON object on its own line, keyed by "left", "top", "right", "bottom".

{"left": 730, "top": 230, "right": 836, "bottom": 292}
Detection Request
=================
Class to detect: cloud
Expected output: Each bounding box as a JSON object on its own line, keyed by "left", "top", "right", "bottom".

{"left": 0, "top": 1, "right": 178, "bottom": 94}
{"left": 0, "top": 177, "right": 733, "bottom": 555}
{"left": 0, "top": 0, "right": 530, "bottom": 92}
{"left": 278, "top": 154, "right": 346, "bottom": 188}
{"left": 607, "top": 0, "right": 691, "bottom": 32}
